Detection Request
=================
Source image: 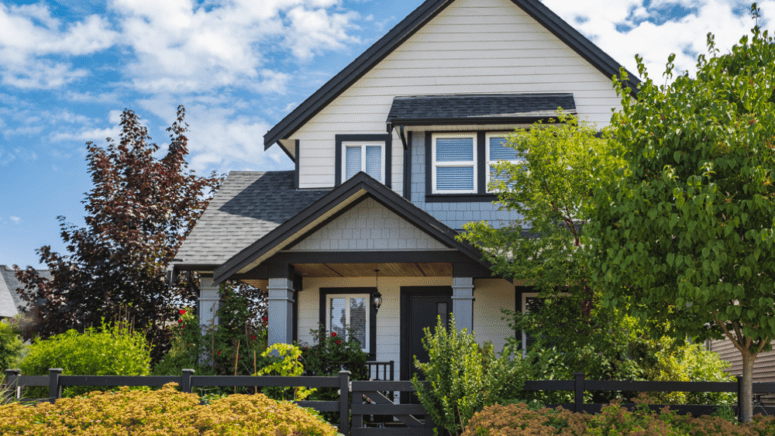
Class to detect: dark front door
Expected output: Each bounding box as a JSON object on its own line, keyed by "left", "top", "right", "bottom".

{"left": 401, "top": 287, "right": 452, "bottom": 403}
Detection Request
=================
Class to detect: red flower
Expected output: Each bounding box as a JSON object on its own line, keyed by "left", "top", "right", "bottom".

{"left": 181, "top": 325, "right": 185, "bottom": 328}
{"left": 336, "top": 340, "right": 342, "bottom": 345}
{"left": 262, "top": 316, "right": 268, "bottom": 322}
{"left": 331, "top": 332, "right": 337, "bottom": 337}
{"left": 178, "top": 319, "right": 182, "bottom": 324}
{"left": 217, "top": 350, "right": 221, "bottom": 355}
{"left": 179, "top": 309, "right": 186, "bottom": 315}
{"left": 251, "top": 335, "right": 256, "bottom": 340}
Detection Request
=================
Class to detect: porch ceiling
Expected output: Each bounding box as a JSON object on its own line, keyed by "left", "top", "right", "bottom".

{"left": 293, "top": 262, "right": 452, "bottom": 278}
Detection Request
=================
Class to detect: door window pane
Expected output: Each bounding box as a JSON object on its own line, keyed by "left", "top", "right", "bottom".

{"left": 437, "top": 302, "right": 448, "bottom": 326}
{"left": 330, "top": 298, "right": 347, "bottom": 339}
{"left": 350, "top": 297, "right": 367, "bottom": 348}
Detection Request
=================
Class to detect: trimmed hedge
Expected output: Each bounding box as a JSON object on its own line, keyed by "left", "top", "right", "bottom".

{"left": 462, "top": 402, "right": 775, "bottom": 436}
{"left": 0, "top": 383, "right": 337, "bottom": 436}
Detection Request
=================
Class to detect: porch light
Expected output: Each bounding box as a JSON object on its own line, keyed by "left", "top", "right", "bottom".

{"left": 373, "top": 269, "right": 383, "bottom": 313}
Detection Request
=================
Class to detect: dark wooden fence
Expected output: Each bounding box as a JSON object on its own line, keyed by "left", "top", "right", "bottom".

{"left": 352, "top": 380, "right": 434, "bottom": 436}
{"left": 524, "top": 372, "right": 775, "bottom": 416}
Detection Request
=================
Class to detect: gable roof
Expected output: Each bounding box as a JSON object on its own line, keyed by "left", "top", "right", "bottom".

{"left": 386, "top": 93, "right": 576, "bottom": 129}
{"left": 264, "top": 0, "right": 640, "bottom": 156}
{"left": 173, "top": 171, "right": 329, "bottom": 269}
{"left": 213, "top": 171, "right": 490, "bottom": 284}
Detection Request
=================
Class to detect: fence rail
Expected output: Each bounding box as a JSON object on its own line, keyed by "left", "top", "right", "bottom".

{"left": 524, "top": 372, "right": 775, "bottom": 416}
{"left": 8, "top": 369, "right": 775, "bottom": 434}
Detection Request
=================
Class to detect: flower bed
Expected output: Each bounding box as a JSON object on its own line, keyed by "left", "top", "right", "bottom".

{"left": 0, "top": 383, "right": 336, "bottom": 436}
{"left": 462, "top": 402, "right": 775, "bottom": 436}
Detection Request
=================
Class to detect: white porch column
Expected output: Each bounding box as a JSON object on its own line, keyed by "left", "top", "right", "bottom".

{"left": 198, "top": 277, "right": 220, "bottom": 331}
{"left": 268, "top": 278, "right": 295, "bottom": 346}
{"left": 452, "top": 277, "right": 474, "bottom": 332}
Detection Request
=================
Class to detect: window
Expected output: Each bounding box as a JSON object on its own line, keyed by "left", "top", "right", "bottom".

{"left": 327, "top": 294, "right": 370, "bottom": 352}
{"left": 342, "top": 143, "right": 384, "bottom": 183}
{"left": 432, "top": 133, "right": 477, "bottom": 194}
{"left": 521, "top": 292, "right": 543, "bottom": 356}
{"left": 486, "top": 133, "right": 522, "bottom": 193}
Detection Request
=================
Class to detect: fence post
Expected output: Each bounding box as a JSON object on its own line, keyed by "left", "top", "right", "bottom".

{"left": 339, "top": 370, "right": 351, "bottom": 436}
{"left": 181, "top": 369, "right": 195, "bottom": 393}
{"left": 737, "top": 374, "right": 744, "bottom": 418}
{"left": 4, "top": 369, "right": 20, "bottom": 400}
{"left": 574, "top": 372, "right": 585, "bottom": 413}
{"left": 49, "top": 368, "right": 63, "bottom": 403}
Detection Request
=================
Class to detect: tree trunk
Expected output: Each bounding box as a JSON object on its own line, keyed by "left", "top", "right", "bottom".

{"left": 740, "top": 350, "right": 756, "bottom": 423}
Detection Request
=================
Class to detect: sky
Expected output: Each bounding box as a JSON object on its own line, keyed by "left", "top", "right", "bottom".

{"left": 0, "top": 0, "right": 771, "bottom": 269}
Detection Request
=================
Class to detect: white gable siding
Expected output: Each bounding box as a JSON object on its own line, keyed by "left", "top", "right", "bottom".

{"left": 288, "top": 197, "right": 447, "bottom": 251}
{"left": 292, "top": 0, "right": 623, "bottom": 189}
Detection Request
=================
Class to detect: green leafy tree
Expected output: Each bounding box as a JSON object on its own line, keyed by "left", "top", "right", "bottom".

{"left": 13, "top": 106, "right": 221, "bottom": 361}
{"left": 588, "top": 15, "right": 775, "bottom": 422}
{"left": 459, "top": 113, "right": 625, "bottom": 347}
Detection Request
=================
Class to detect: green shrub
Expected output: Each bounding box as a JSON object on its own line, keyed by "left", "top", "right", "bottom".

{"left": 413, "top": 316, "right": 528, "bottom": 436}
{"left": 0, "top": 320, "right": 24, "bottom": 373}
{"left": 0, "top": 383, "right": 337, "bottom": 436}
{"left": 21, "top": 320, "right": 150, "bottom": 397}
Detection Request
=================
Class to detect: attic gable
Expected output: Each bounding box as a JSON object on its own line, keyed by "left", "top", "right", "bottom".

{"left": 264, "top": 0, "right": 638, "bottom": 155}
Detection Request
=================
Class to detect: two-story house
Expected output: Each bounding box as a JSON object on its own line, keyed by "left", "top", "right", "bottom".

{"left": 172, "top": 0, "right": 638, "bottom": 381}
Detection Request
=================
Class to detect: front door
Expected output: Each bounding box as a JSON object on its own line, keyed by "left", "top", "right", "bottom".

{"left": 401, "top": 287, "right": 452, "bottom": 402}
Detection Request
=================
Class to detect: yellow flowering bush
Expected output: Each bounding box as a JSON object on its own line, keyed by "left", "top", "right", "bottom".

{"left": 0, "top": 383, "right": 337, "bottom": 436}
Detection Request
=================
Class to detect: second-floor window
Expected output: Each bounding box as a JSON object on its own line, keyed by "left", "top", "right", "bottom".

{"left": 486, "top": 134, "right": 522, "bottom": 192}
{"left": 432, "top": 133, "right": 477, "bottom": 194}
{"left": 343, "top": 143, "right": 384, "bottom": 183}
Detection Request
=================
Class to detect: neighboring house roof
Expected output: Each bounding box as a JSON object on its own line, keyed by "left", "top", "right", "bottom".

{"left": 0, "top": 265, "right": 50, "bottom": 318}
{"left": 213, "top": 171, "right": 491, "bottom": 283}
{"left": 386, "top": 93, "right": 577, "bottom": 128}
{"left": 263, "top": 0, "right": 640, "bottom": 155}
{"left": 173, "top": 171, "right": 329, "bottom": 269}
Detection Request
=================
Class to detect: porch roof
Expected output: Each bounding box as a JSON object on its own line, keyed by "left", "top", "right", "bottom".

{"left": 213, "top": 172, "right": 491, "bottom": 284}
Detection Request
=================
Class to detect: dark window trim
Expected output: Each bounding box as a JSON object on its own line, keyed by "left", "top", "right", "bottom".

{"left": 425, "top": 194, "right": 498, "bottom": 203}
{"left": 319, "top": 287, "right": 378, "bottom": 360}
{"left": 400, "top": 286, "right": 452, "bottom": 392}
{"left": 335, "top": 134, "right": 392, "bottom": 188}
{"left": 403, "top": 131, "right": 412, "bottom": 200}
{"left": 294, "top": 140, "right": 300, "bottom": 189}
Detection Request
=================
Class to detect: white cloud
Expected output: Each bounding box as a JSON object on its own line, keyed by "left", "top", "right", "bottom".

{"left": 9, "top": 216, "right": 21, "bottom": 224}
{"left": 51, "top": 127, "right": 118, "bottom": 142}
{"left": 0, "top": 2, "right": 118, "bottom": 89}
{"left": 543, "top": 0, "right": 769, "bottom": 79}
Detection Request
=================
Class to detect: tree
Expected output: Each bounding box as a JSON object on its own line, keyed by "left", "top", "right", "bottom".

{"left": 13, "top": 106, "right": 222, "bottom": 360}
{"left": 459, "top": 112, "right": 622, "bottom": 325}
{"left": 588, "top": 19, "right": 775, "bottom": 422}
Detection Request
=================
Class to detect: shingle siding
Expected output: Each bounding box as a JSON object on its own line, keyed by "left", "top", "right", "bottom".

{"left": 410, "top": 133, "right": 520, "bottom": 229}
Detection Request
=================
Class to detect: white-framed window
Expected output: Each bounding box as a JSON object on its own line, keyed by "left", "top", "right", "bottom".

{"left": 486, "top": 133, "right": 523, "bottom": 193}
{"left": 326, "top": 294, "right": 370, "bottom": 352}
{"left": 432, "top": 133, "right": 477, "bottom": 194}
{"left": 521, "top": 292, "right": 542, "bottom": 357}
{"left": 342, "top": 142, "right": 384, "bottom": 184}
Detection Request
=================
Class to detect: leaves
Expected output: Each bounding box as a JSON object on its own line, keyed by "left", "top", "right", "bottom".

{"left": 12, "top": 106, "right": 223, "bottom": 361}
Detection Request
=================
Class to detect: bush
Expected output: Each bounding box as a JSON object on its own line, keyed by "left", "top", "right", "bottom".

{"left": 0, "top": 320, "right": 24, "bottom": 373}
{"left": 21, "top": 320, "right": 151, "bottom": 397}
{"left": 0, "top": 383, "right": 337, "bottom": 435}
{"left": 413, "top": 316, "right": 528, "bottom": 436}
{"left": 462, "top": 402, "right": 775, "bottom": 436}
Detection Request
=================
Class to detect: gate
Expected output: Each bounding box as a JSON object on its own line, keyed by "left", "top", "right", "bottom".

{"left": 350, "top": 380, "right": 435, "bottom": 436}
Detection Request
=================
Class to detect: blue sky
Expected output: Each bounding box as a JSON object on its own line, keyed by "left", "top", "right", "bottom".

{"left": 0, "top": 0, "right": 769, "bottom": 269}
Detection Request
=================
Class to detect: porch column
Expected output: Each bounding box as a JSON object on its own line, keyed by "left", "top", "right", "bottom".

{"left": 198, "top": 277, "right": 220, "bottom": 331}
{"left": 452, "top": 277, "right": 474, "bottom": 332}
{"left": 268, "top": 278, "right": 295, "bottom": 346}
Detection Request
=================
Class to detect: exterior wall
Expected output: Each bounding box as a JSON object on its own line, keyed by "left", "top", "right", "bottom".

{"left": 289, "top": 197, "right": 447, "bottom": 251}
{"left": 296, "top": 276, "right": 514, "bottom": 380}
{"left": 411, "top": 133, "right": 521, "bottom": 229}
{"left": 291, "top": 0, "right": 622, "bottom": 189}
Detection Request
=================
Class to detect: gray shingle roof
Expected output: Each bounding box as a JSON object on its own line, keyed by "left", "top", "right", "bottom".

{"left": 0, "top": 265, "right": 50, "bottom": 318}
{"left": 173, "top": 171, "right": 329, "bottom": 267}
{"left": 386, "top": 93, "right": 577, "bottom": 126}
